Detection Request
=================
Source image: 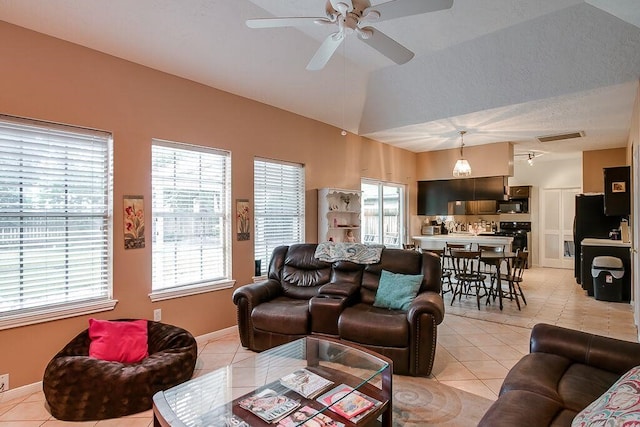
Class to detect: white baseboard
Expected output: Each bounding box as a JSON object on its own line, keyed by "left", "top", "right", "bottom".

{"left": 195, "top": 325, "right": 238, "bottom": 344}
{"left": 0, "top": 381, "right": 42, "bottom": 404}
{"left": 1, "top": 326, "right": 239, "bottom": 403}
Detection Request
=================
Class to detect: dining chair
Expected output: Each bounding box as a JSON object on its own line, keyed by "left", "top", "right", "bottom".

{"left": 492, "top": 250, "right": 528, "bottom": 310}
{"left": 449, "top": 249, "right": 490, "bottom": 310}
{"left": 477, "top": 244, "right": 504, "bottom": 283}
{"left": 426, "top": 248, "right": 452, "bottom": 296}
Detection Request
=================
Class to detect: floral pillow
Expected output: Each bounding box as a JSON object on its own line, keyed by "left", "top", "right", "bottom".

{"left": 572, "top": 365, "right": 640, "bottom": 426}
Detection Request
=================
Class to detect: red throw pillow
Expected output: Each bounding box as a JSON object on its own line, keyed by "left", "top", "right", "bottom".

{"left": 88, "top": 319, "right": 149, "bottom": 363}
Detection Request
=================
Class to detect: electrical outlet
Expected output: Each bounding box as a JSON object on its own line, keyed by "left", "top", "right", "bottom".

{"left": 0, "top": 374, "right": 8, "bottom": 393}
{"left": 153, "top": 309, "right": 162, "bottom": 322}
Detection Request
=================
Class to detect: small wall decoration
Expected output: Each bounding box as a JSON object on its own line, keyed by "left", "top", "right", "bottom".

{"left": 236, "top": 199, "right": 250, "bottom": 241}
{"left": 124, "top": 195, "right": 145, "bottom": 249}
{"left": 612, "top": 181, "right": 626, "bottom": 193}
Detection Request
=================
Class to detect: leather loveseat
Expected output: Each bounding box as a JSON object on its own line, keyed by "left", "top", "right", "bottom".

{"left": 478, "top": 323, "right": 640, "bottom": 426}
{"left": 232, "top": 243, "right": 444, "bottom": 376}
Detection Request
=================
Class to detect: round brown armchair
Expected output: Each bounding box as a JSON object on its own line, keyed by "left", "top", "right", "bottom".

{"left": 43, "top": 320, "right": 198, "bottom": 421}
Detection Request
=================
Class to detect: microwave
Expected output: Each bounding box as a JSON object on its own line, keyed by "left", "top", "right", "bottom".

{"left": 497, "top": 199, "right": 528, "bottom": 214}
{"left": 421, "top": 225, "right": 441, "bottom": 235}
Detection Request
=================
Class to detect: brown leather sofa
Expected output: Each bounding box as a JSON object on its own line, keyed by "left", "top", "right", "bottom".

{"left": 478, "top": 323, "right": 640, "bottom": 426}
{"left": 232, "top": 243, "right": 444, "bottom": 376}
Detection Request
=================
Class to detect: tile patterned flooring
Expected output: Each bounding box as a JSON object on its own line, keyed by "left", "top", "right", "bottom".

{"left": 0, "top": 267, "right": 637, "bottom": 426}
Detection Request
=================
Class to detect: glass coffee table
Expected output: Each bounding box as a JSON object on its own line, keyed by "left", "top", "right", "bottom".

{"left": 153, "top": 336, "right": 392, "bottom": 426}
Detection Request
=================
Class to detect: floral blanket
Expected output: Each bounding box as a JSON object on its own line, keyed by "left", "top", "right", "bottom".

{"left": 314, "top": 242, "right": 384, "bottom": 264}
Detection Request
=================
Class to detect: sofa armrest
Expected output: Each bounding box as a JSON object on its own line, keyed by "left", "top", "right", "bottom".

{"left": 318, "top": 282, "right": 360, "bottom": 298}
{"left": 406, "top": 291, "right": 445, "bottom": 325}
{"left": 530, "top": 323, "right": 640, "bottom": 375}
{"left": 232, "top": 279, "right": 282, "bottom": 307}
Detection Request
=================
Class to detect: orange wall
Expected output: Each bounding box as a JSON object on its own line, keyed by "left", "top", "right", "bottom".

{"left": 0, "top": 21, "right": 418, "bottom": 388}
{"left": 582, "top": 148, "right": 629, "bottom": 192}
{"left": 415, "top": 141, "right": 514, "bottom": 180}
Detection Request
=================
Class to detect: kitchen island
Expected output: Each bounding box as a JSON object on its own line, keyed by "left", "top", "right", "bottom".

{"left": 413, "top": 233, "right": 514, "bottom": 251}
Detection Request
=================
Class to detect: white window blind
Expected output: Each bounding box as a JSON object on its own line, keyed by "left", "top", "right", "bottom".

{"left": 254, "top": 158, "right": 305, "bottom": 275}
{"left": 0, "top": 115, "right": 113, "bottom": 321}
{"left": 152, "top": 140, "right": 231, "bottom": 292}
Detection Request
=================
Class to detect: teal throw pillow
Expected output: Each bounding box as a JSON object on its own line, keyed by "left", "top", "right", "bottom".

{"left": 373, "top": 270, "right": 424, "bottom": 311}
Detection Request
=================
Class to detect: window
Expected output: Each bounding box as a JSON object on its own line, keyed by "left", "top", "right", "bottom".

{"left": 151, "top": 140, "right": 232, "bottom": 299}
{"left": 361, "top": 180, "right": 405, "bottom": 248}
{"left": 0, "top": 115, "right": 114, "bottom": 329}
{"left": 254, "top": 158, "right": 305, "bottom": 275}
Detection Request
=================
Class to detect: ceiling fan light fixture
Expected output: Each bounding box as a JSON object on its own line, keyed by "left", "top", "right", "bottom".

{"left": 452, "top": 130, "right": 472, "bottom": 177}
{"left": 527, "top": 153, "right": 534, "bottom": 166}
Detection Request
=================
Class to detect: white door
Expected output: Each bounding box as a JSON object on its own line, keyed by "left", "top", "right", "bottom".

{"left": 540, "top": 187, "right": 580, "bottom": 268}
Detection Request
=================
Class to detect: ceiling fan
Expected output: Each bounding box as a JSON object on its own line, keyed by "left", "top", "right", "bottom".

{"left": 246, "top": 0, "right": 454, "bottom": 70}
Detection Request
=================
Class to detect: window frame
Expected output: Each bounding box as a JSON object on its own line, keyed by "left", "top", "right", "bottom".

{"left": 149, "top": 139, "right": 234, "bottom": 302}
{"left": 0, "top": 114, "right": 115, "bottom": 331}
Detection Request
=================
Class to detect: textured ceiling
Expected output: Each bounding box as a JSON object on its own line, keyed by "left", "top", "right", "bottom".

{"left": 1, "top": 0, "right": 639, "bottom": 159}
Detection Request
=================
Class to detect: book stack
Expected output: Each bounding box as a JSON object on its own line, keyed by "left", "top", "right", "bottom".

{"left": 279, "top": 368, "right": 334, "bottom": 399}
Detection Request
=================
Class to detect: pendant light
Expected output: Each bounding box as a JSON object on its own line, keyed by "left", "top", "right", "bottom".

{"left": 452, "top": 130, "right": 471, "bottom": 177}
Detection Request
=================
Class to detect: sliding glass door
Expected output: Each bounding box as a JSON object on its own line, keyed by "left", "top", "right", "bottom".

{"left": 361, "top": 180, "right": 405, "bottom": 248}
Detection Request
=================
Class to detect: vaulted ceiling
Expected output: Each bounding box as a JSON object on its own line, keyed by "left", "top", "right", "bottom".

{"left": 1, "top": 0, "right": 639, "bottom": 160}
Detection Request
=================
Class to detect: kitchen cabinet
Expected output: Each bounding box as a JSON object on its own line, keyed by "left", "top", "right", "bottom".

{"left": 476, "top": 200, "right": 498, "bottom": 214}
{"left": 417, "top": 176, "right": 506, "bottom": 215}
{"left": 318, "top": 188, "right": 361, "bottom": 243}
{"left": 447, "top": 200, "right": 497, "bottom": 215}
{"left": 474, "top": 176, "right": 508, "bottom": 200}
{"left": 418, "top": 181, "right": 448, "bottom": 215}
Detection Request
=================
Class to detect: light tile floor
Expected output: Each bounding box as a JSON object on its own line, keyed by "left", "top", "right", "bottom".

{"left": 0, "top": 267, "right": 637, "bottom": 425}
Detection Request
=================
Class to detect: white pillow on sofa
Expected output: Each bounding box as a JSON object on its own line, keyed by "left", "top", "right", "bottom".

{"left": 572, "top": 365, "right": 640, "bottom": 426}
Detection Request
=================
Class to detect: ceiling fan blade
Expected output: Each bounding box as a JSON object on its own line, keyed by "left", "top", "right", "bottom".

{"left": 246, "top": 17, "right": 329, "bottom": 29}
{"left": 357, "top": 27, "right": 414, "bottom": 65}
{"left": 371, "top": 0, "right": 453, "bottom": 22}
{"left": 306, "top": 32, "right": 344, "bottom": 71}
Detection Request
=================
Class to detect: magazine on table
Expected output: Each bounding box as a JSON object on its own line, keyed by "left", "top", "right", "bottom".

{"left": 280, "top": 368, "right": 334, "bottom": 399}
{"left": 238, "top": 388, "right": 301, "bottom": 423}
{"left": 276, "top": 405, "right": 345, "bottom": 427}
{"left": 214, "top": 413, "right": 250, "bottom": 427}
{"left": 316, "top": 384, "right": 380, "bottom": 422}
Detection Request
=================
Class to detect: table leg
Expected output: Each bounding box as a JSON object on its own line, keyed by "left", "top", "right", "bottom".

{"left": 496, "top": 265, "right": 503, "bottom": 310}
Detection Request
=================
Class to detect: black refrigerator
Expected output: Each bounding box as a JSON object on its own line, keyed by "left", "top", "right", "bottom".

{"left": 574, "top": 194, "right": 623, "bottom": 284}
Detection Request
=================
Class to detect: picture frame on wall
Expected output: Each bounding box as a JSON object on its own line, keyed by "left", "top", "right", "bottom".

{"left": 124, "top": 195, "right": 145, "bottom": 249}
{"left": 612, "top": 181, "right": 626, "bottom": 193}
{"left": 237, "top": 199, "right": 250, "bottom": 241}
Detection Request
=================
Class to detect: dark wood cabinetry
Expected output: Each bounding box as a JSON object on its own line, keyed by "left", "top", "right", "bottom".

{"left": 418, "top": 181, "right": 448, "bottom": 215}
{"left": 417, "top": 176, "right": 507, "bottom": 215}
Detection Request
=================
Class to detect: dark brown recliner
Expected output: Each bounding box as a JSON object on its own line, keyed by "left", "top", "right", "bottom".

{"left": 232, "top": 243, "right": 444, "bottom": 376}
{"left": 43, "top": 320, "right": 198, "bottom": 421}
{"left": 478, "top": 323, "right": 640, "bottom": 426}
{"left": 337, "top": 248, "right": 444, "bottom": 376}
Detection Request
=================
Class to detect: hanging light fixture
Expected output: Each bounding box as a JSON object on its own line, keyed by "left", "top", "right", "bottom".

{"left": 452, "top": 130, "right": 472, "bottom": 177}
{"left": 527, "top": 153, "right": 535, "bottom": 166}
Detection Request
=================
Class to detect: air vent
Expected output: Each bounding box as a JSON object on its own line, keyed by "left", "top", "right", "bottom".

{"left": 536, "top": 131, "right": 585, "bottom": 143}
